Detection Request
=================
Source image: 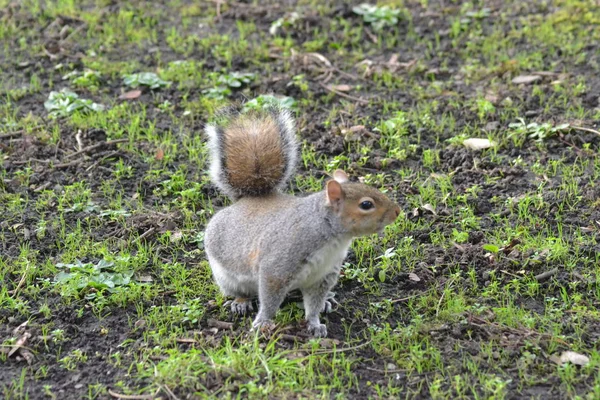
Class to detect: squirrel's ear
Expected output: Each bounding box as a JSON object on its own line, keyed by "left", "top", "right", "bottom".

{"left": 326, "top": 179, "right": 345, "bottom": 209}
{"left": 333, "top": 170, "right": 349, "bottom": 183}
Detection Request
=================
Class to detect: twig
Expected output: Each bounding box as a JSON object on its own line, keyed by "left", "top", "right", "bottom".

{"left": 0, "top": 131, "right": 24, "bottom": 140}
{"left": 436, "top": 278, "right": 455, "bottom": 317}
{"left": 571, "top": 125, "right": 600, "bottom": 137}
{"left": 390, "top": 293, "right": 421, "bottom": 304}
{"left": 207, "top": 319, "right": 234, "bottom": 330}
{"left": 278, "top": 334, "right": 306, "bottom": 342}
{"left": 161, "top": 384, "right": 181, "bottom": 400}
{"left": 65, "top": 138, "right": 129, "bottom": 159}
{"left": 365, "top": 366, "right": 407, "bottom": 374}
{"left": 534, "top": 268, "right": 559, "bottom": 282}
{"left": 9, "top": 261, "right": 32, "bottom": 297}
{"left": 34, "top": 182, "right": 53, "bottom": 192}
{"left": 85, "top": 150, "right": 122, "bottom": 172}
{"left": 52, "top": 158, "right": 84, "bottom": 169}
{"left": 319, "top": 82, "right": 369, "bottom": 104}
{"left": 311, "top": 340, "right": 371, "bottom": 355}
{"left": 176, "top": 338, "right": 198, "bottom": 344}
{"left": 108, "top": 389, "right": 158, "bottom": 400}
{"left": 134, "top": 227, "right": 156, "bottom": 244}
{"left": 75, "top": 129, "right": 83, "bottom": 152}
{"left": 469, "top": 314, "right": 570, "bottom": 346}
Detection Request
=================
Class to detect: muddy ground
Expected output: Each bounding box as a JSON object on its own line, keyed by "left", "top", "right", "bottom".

{"left": 1, "top": 0, "right": 600, "bottom": 399}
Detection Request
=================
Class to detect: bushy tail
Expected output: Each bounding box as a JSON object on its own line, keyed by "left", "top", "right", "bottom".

{"left": 205, "top": 107, "right": 298, "bottom": 200}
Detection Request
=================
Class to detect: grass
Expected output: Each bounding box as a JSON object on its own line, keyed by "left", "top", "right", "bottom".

{"left": 1, "top": 0, "right": 600, "bottom": 398}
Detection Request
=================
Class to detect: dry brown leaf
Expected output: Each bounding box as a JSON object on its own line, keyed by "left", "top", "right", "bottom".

{"left": 155, "top": 147, "right": 164, "bottom": 160}
{"left": 119, "top": 90, "right": 142, "bottom": 100}
{"left": 169, "top": 231, "right": 183, "bottom": 243}
{"left": 463, "top": 138, "right": 496, "bottom": 151}
{"left": 408, "top": 272, "right": 421, "bottom": 282}
{"left": 550, "top": 351, "right": 590, "bottom": 366}
{"left": 19, "top": 349, "right": 34, "bottom": 365}
{"left": 512, "top": 75, "right": 541, "bottom": 84}
{"left": 422, "top": 203, "right": 437, "bottom": 215}
{"left": 330, "top": 84, "right": 352, "bottom": 92}
{"left": 8, "top": 332, "right": 31, "bottom": 358}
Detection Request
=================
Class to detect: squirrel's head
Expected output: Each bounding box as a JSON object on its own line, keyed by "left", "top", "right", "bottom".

{"left": 325, "top": 170, "right": 401, "bottom": 236}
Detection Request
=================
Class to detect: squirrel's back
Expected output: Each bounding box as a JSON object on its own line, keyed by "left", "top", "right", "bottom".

{"left": 205, "top": 107, "right": 298, "bottom": 200}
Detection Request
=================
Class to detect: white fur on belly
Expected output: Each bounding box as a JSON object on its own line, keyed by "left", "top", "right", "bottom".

{"left": 208, "top": 254, "right": 257, "bottom": 296}
{"left": 292, "top": 235, "right": 352, "bottom": 290}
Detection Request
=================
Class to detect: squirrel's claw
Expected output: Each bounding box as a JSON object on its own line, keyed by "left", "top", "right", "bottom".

{"left": 251, "top": 319, "right": 276, "bottom": 335}
{"left": 321, "top": 292, "right": 338, "bottom": 313}
{"left": 307, "top": 322, "right": 328, "bottom": 338}
{"left": 227, "top": 298, "right": 254, "bottom": 315}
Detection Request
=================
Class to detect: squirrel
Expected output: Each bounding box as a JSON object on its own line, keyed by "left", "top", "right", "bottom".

{"left": 204, "top": 106, "right": 400, "bottom": 337}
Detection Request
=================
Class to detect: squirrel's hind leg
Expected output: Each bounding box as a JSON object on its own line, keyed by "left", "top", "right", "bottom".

{"left": 301, "top": 272, "right": 339, "bottom": 338}
{"left": 252, "top": 274, "right": 290, "bottom": 333}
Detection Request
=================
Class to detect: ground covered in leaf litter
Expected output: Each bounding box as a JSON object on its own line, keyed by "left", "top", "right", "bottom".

{"left": 1, "top": 0, "right": 600, "bottom": 399}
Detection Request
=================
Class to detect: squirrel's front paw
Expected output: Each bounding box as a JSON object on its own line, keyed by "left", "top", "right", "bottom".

{"left": 251, "top": 319, "right": 276, "bottom": 334}
{"left": 307, "top": 322, "right": 328, "bottom": 338}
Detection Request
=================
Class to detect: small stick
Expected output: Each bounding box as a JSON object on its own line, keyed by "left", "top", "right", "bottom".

{"left": 207, "top": 319, "right": 233, "bottom": 330}
{"left": 534, "top": 268, "right": 559, "bottom": 282}
{"left": 161, "top": 384, "right": 181, "bottom": 400}
{"left": 571, "top": 125, "right": 600, "bottom": 136}
{"left": 52, "top": 158, "right": 84, "bottom": 169}
{"left": 65, "top": 138, "right": 129, "bottom": 159}
{"left": 365, "top": 366, "right": 407, "bottom": 374}
{"left": 75, "top": 129, "right": 83, "bottom": 152}
{"left": 0, "top": 131, "right": 24, "bottom": 140}
{"left": 85, "top": 150, "right": 121, "bottom": 172}
{"left": 107, "top": 389, "right": 157, "bottom": 400}
{"left": 279, "top": 334, "right": 306, "bottom": 342}
{"left": 318, "top": 82, "right": 369, "bottom": 104}
{"left": 176, "top": 338, "right": 198, "bottom": 344}
{"left": 311, "top": 340, "right": 371, "bottom": 355}
{"left": 9, "top": 262, "right": 32, "bottom": 297}
{"left": 134, "top": 227, "right": 156, "bottom": 243}
{"left": 390, "top": 293, "right": 421, "bottom": 303}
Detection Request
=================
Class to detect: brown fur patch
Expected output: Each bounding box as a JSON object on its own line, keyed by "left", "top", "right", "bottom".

{"left": 265, "top": 274, "right": 286, "bottom": 292}
{"left": 224, "top": 115, "right": 285, "bottom": 195}
{"left": 248, "top": 248, "right": 260, "bottom": 272}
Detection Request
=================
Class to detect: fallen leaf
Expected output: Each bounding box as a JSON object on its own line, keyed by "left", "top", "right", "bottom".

{"left": 463, "top": 138, "right": 496, "bottom": 151}
{"left": 329, "top": 84, "right": 352, "bottom": 92}
{"left": 408, "top": 272, "right": 421, "bottom": 282}
{"left": 169, "top": 231, "right": 183, "bottom": 243}
{"left": 119, "top": 90, "right": 142, "bottom": 100}
{"left": 155, "top": 147, "right": 164, "bottom": 160}
{"left": 176, "top": 337, "right": 198, "bottom": 344}
{"left": 512, "top": 75, "right": 541, "bottom": 84}
{"left": 550, "top": 351, "right": 590, "bottom": 366}
{"left": 19, "top": 349, "right": 34, "bottom": 365}
{"left": 12, "top": 320, "right": 29, "bottom": 335}
{"left": 8, "top": 332, "right": 31, "bottom": 358}
{"left": 422, "top": 203, "right": 437, "bottom": 215}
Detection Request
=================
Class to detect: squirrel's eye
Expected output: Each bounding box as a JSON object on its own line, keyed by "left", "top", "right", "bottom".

{"left": 359, "top": 201, "right": 374, "bottom": 210}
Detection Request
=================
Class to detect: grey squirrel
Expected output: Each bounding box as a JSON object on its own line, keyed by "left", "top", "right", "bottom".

{"left": 204, "top": 106, "right": 400, "bottom": 337}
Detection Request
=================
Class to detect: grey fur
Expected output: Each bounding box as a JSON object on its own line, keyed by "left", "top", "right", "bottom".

{"left": 205, "top": 192, "right": 350, "bottom": 337}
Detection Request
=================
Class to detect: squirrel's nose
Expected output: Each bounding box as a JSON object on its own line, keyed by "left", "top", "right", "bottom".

{"left": 394, "top": 205, "right": 400, "bottom": 218}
